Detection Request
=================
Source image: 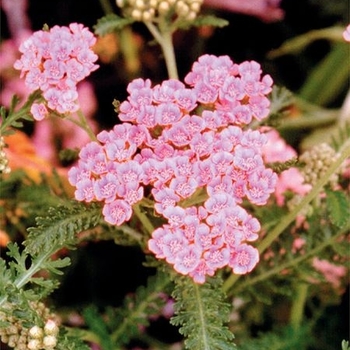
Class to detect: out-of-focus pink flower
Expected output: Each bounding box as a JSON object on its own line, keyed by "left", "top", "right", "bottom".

{"left": 31, "top": 81, "right": 98, "bottom": 165}
{"left": 343, "top": 24, "right": 350, "bottom": 42}
{"left": 203, "top": 0, "right": 284, "bottom": 22}
{"left": 262, "top": 129, "right": 311, "bottom": 205}
{"left": 312, "top": 258, "right": 347, "bottom": 289}
{"left": 1, "top": 0, "right": 31, "bottom": 42}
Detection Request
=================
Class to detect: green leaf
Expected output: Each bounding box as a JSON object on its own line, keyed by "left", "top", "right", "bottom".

{"left": 342, "top": 340, "right": 350, "bottom": 350}
{"left": 83, "top": 305, "right": 115, "bottom": 350}
{"left": 109, "top": 269, "right": 171, "bottom": 346}
{"left": 171, "top": 276, "right": 235, "bottom": 350}
{"left": 94, "top": 14, "right": 134, "bottom": 36}
{"left": 177, "top": 15, "right": 229, "bottom": 30}
{"left": 325, "top": 189, "right": 350, "bottom": 228}
{"left": 298, "top": 43, "right": 350, "bottom": 106}
{"left": 24, "top": 202, "right": 102, "bottom": 255}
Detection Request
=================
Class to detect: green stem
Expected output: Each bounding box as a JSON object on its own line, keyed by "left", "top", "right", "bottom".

{"left": 133, "top": 202, "right": 156, "bottom": 236}
{"left": 0, "top": 247, "right": 56, "bottom": 307}
{"left": 0, "top": 90, "right": 42, "bottom": 133}
{"left": 290, "top": 283, "right": 308, "bottom": 329}
{"left": 223, "top": 137, "right": 350, "bottom": 292}
{"left": 98, "top": 0, "right": 114, "bottom": 14}
{"left": 144, "top": 21, "right": 178, "bottom": 79}
{"left": 65, "top": 109, "right": 97, "bottom": 141}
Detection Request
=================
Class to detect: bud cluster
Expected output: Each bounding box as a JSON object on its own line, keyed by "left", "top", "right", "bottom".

{"left": 116, "top": 0, "right": 203, "bottom": 22}
{"left": 299, "top": 143, "right": 340, "bottom": 188}
{"left": 0, "top": 135, "right": 11, "bottom": 174}
{"left": 0, "top": 301, "right": 59, "bottom": 350}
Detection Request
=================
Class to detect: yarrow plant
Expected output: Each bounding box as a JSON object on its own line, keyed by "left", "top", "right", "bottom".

{"left": 68, "top": 55, "right": 277, "bottom": 282}
{"left": 0, "top": 1, "right": 349, "bottom": 349}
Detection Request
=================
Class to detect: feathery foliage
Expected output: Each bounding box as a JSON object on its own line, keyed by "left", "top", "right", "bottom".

{"left": 171, "top": 275, "right": 235, "bottom": 350}
{"left": 82, "top": 269, "right": 172, "bottom": 348}
{"left": 24, "top": 201, "right": 102, "bottom": 255}
{"left": 94, "top": 13, "right": 134, "bottom": 36}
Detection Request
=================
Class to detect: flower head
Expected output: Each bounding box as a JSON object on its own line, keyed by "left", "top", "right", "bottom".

{"left": 14, "top": 24, "right": 99, "bottom": 117}
{"left": 69, "top": 54, "right": 277, "bottom": 283}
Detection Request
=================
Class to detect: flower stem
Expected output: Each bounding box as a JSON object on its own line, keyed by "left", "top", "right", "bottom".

{"left": 290, "top": 283, "right": 308, "bottom": 329}
{"left": 65, "top": 109, "right": 97, "bottom": 141}
{"left": 133, "top": 202, "right": 156, "bottom": 236}
{"left": 223, "top": 137, "right": 350, "bottom": 293}
{"left": 225, "top": 224, "right": 348, "bottom": 294}
{"left": 0, "top": 90, "right": 42, "bottom": 133}
{"left": 144, "top": 21, "right": 178, "bottom": 80}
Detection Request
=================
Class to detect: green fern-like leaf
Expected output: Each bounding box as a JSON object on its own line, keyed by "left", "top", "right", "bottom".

{"left": 108, "top": 269, "right": 172, "bottom": 347}
{"left": 94, "top": 13, "right": 134, "bottom": 36}
{"left": 325, "top": 189, "right": 350, "bottom": 228}
{"left": 176, "top": 14, "right": 229, "bottom": 30}
{"left": 83, "top": 305, "right": 115, "bottom": 350}
{"left": 24, "top": 202, "right": 102, "bottom": 255}
{"left": 171, "top": 276, "right": 235, "bottom": 350}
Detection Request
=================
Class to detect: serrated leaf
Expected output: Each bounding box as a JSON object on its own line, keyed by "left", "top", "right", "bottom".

{"left": 177, "top": 15, "right": 229, "bottom": 30}
{"left": 24, "top": 202, "right": 102, "bottom": 255}
{"left": 83, "top": 305, "right": 114, "bottom": 350}
{"left": 325, "top": 189, "right": 350, "bottom": 228}
{"left": 94, "top": 14, "right": 134, "bottom": 36}
{"left": 171, "top": 276, "right": 235, "bottom": 350}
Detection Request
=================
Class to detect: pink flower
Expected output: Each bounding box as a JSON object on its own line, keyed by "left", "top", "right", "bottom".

{"left": 30, "top": 103, "right": 48, "bottom": 121}
{"left": 229, "top": 244, "right": 259, "bottom": 274}
{"left": 174, "top": 244, "right": 202, "bottom": 275}
{"left": 14, "top": 23, "right": 99, "bottom": 116}
{"left": 312, "top": 258, "right": 347, "bottom": 289}
{"left": 203, "top": 0, "right": 284, "bottom": 22}
{"left": 69, "top": 54, "right": 278, "bottom": 283}
{"left": 343, "top": 24, "right": 350, "bottom": 42}
{"left": 102, "top": 200, "right": 133, "bottom": 225}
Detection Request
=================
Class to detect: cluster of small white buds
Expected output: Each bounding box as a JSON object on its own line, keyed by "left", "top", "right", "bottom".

{"left": 28, "top": 319, "right": 59, "bottom": 350}
{"left": 299, "top": 143, "right": 341, "bottom": 188}
{"left": 0, "top": 135, "right": 11, "bottom": 174}
{"left": 0, "top": 301, "right": 59, "bottom": 350}
{"left": 116, "top": 0, "right": 203, "bottom": 22}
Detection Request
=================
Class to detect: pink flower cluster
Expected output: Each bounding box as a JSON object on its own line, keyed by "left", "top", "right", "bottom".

{"left": 68, "top": 54, "right": 277, "bottom": 283}
{"left": 14, "top": 23, "right": 99, "bottom": 119}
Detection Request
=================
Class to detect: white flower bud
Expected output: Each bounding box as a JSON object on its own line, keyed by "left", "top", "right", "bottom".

{"left": 190, "top": 1, "right": 201, "bottom": 12}
{"left": 150, "top": 0, "right": 158, "bottom": 8}
{"left": 28, "top": 339, "right": 42, "bottom": 350}
{"left": 158, "top": 1, "right": 170, "bottom": 14}
{"left": 44, "top": 320, "right": 59, "bottom": 336}
{"left": 135, "top": 0, "right": 146, "bottom": 9}
{"left": 131, "top": 8, "right": 143, "bottom": 20}
{"left": 43, "top": 335, "right": 58, "bottom": 348}
{"left": 116, "top": 0, "right": 126, "bottom": 7}
{"left": 29, "top": 325, "right": 44, "bottom": 339}
{"left": 143, "top": 9, "right": 155, "bottom": 21}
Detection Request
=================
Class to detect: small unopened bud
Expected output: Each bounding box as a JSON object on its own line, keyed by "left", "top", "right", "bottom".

{"left": 142, "top": 9, "right": 155, "bottom": 21}
{"left": 29, "top": 325, "right": 44, "bottom": 339}
{"left": 44, "top": 320, "right": 59, "bottom": 336}
{"left": 43, "top": 335, "right": 57, "bottom": 348}
{"left": 158, "top": 1, "right": 170, "bottom": 14}
{"left": 116, "top": 0, "right": 126, "bottom": 7}
{"left": 135, "top": 0, "right": 146, "bottom": 9}
{"left": 131, "top": 8, "right": 143, "bottom": 20}
{"left": 27, "top": 339, "right": 42, "bottom": 350}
